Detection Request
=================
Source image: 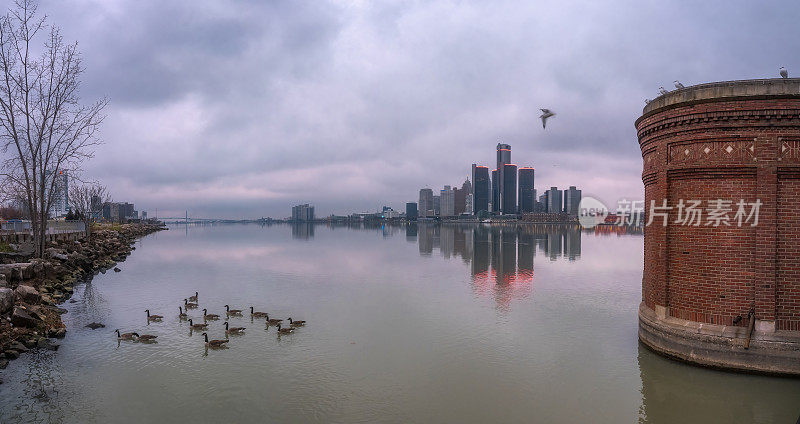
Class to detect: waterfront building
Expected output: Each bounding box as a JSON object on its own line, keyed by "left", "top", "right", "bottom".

{"left": 46, "top": 170, "right": 69, "bottom": 217}
{"left": 418, "top": 188, "right": 433, "bottom": 218}
{"left": 440, "top": 186, "right": 455, "bottom": 217}
{"left": 406, "top": 202, "right": 418, "bottom": 221}
{"left": 465, "top": 194, "right": 473, "bottom": 215}
{"left": 496, "top": 143, "right": 511, "bottom": 213}
{"left": 518, "top": 167, "right": 535, "bottom": 213}
{"left": 433, "top": 195, "right": 441, "bottom": 216}
{"left": 546, "top": 187, "right": 562, "bottom": 214}
{"left": 473, "top": 166, "right": 490, "bottom": 214}
{"left": 291, "top": 204, "right": 315, "bottom": 222}
{"left": 491, "top": 169, "right": 500, "bottom": 213}
{"left": 502, "top": 164, "right": 517, "bottom": 215}
{"left": 563, "top": 186, "right": 581, "bottom": 217}
{"left": 636, "top": 77, "right": 800, "bottom": 374}
{"left": 454, "top": 179, "right": 470, "bottom": 215}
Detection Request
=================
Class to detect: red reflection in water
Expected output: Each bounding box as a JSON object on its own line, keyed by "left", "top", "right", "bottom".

{"left": 472, "top": 268, "right": 534, "bottom": 311}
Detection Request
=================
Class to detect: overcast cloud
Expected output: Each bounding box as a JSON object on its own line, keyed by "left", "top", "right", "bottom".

{"left": 28, "top": 0, "right": 800, "bottom": 218}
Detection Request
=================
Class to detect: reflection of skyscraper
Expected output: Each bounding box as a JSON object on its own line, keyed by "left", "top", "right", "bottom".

{"left": 498, "top": 228, "right": 517, "bottom": 284}
{"left": 473, "top": 166, "right": 490, "bottom": 214}
{"left": 545, "top": 229, "right": 563, "bottom": 260}
{"left": 496, "top": 143, "right": 511, "bottom": 213}
{"left": 564, "top": 227, "right": 582, "bottom": 260}
{"left": 471, "top": 226, "right": 490, "bottom": 277}
{"left": 440, "top": 225, "right": 454, "bottom": 258}
{"left": 291, "top": 223, "right": 314, "bottom": 239}
{"left": 518, "top": 230, "right": 534, "bottom": 276}
{"left": 418, "top": 223, "right": 434, "bottom": 255}
{"left": 518, "top": 167, "right": 535, "bottom": 213}
{"left": 502, "top": 164, "right": 518, "bottom": 215}
{"left": 405, "top": 222, "right": 418, "bottom": 241}
{"left": 491, "top": 169, "right": 500, "bottom": 213}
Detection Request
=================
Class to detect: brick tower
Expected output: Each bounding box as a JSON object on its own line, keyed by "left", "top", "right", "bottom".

{"left": 636, "top": 78, "right": 800, "bottom": 374}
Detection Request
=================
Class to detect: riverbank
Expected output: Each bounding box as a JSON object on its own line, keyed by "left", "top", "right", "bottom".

{"left": 0, "top": 223, "right": 166, "bottom": 372}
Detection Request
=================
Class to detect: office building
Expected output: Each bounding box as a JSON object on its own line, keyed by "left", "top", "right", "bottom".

{"left": 406, "top": 202, "right": 418, "bottom": 220}
{"left": 473, "top": 166, "right": 490, "bottom": 214}
{"left": 433, "top": 195, "right": 441, "bottom": 216}
{"left": 496, "top": 143, "right": 511, "bottom": 213}
{"left": 502, "top": 163, "right": 517, "bottom": 215}
{"left": 454, "top": 179, "right": 471, "bottom": 215}
{"left": 440, "top": 186, "right": 454, "bottom": 217}
{"left": 291, "top": 204, "right": 315, "bottom": 222}
{"left": 419, "top": 188, "right": 434, "bottom": 218}
{"left": 518, "top": 167, "right": 535, "bottom": 213}
{"left": 563, "top": 186, "right": 582, "bottom": 217}
{"left": 465, "top": 194, "right": 473, "bottom": 215}
{"left": 546, "top": 187, "right": 562, "bottom": 214}
{"left": 491, "top": 169, "right": 500, "bottom": 213}
{"left": 46, "top": 170, "right": 69, "bottom": 217}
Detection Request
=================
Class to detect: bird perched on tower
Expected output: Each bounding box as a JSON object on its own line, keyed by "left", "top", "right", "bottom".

{"left": 674, "top": 80, "right": 685, "bottom": 89}
{"left": 780, "top": 66, "right": 788, "bottom": 79}
{"left": 658, "top": 87, "right": 669, "bottom": 95}
{"left": 539, "top": 109, "right": 555, "bottom": 129}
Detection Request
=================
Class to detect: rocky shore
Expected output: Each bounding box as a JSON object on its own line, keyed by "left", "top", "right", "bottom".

{"left": 0, "top": 223, "right": 166, "bottom": 373}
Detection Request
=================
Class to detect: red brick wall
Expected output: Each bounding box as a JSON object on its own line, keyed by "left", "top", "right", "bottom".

{"left": 637, "top": 97, "right": 800, "bottom": 328}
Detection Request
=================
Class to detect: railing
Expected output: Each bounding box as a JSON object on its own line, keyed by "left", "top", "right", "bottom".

{"left": 0, "top": 220, "right": 86, "bottom": 235}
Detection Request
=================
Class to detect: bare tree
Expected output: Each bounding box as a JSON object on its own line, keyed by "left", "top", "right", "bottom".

{"left": 69, "top": 181, "right": 109, "bottom": 238}
{"left": 0, "top": 0, "right": 106, "bottom": 256}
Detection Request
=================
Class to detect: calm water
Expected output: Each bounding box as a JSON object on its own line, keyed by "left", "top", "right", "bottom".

{"left": 1, "top": 223, "right": 799, "bottom": 423}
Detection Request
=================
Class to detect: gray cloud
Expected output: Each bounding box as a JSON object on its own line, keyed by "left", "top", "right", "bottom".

{"left": 31, "top": 0, "right": 800, "bottom": 218}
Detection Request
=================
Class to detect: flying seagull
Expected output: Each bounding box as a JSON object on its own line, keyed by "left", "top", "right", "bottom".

{"left": 780, "top": 66, "right": 788, "bottom": 79}
{"left": 674, "top": 80, "right": 685, "bottom": 89}
{"left": 658, "top": 87, "right": 669, "bottom": 95}
{"left": 539, "top": 109, "right": 555, "bottom": 129}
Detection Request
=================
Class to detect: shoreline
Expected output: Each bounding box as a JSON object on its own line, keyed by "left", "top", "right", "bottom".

{"left": 0, "top": 223, "right": 166, "bottom": 374}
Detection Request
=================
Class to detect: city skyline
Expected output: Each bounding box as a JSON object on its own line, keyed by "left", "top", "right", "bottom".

{"left": 27, "top": 1, "right": 800, "bottom": 219}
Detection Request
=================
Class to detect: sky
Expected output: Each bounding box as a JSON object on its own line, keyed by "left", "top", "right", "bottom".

{"left": 23, "top": 0, "right": 800, "bottom": 218}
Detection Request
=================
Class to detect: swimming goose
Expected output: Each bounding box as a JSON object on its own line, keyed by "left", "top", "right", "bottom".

{"left": 184, "top": 299, "right": 198, "bottom": 309}
{"left": 115, "top": 329, "right": 137, "bottom": 340}
{"left": 250, "top": 307, "right": 268, "bottom": 318}
{"left": 288, "top": 318, "right": 306, "bottom": 327}
{"left": 178, "top": 307, "right": 188, "bottom": 320}
{"left": 275, "top": 324, "right": 294, "bottom": 334}
{"left": 225, "top": 321, "right": 246, "bottom": 335}
{"left": 146, "top": 309, "right": 163, "bottom": 321}
{"left": 203, "top": 332, "right": 228, "bottom": 348}
{"left": 203, "top": 309, "right": 220, "bottom": 320}
{"left": 264, "top": 314, "right": 283, "bottom": 325}
{"left": 225, "top": 305, "right": 243, "bottom": 315}
{"left": 188, "top": 319, "right": 208, "bottom": 330}
{"left": 135, "top": 333, "right": 158, "bottom": 342}
{"left": 188, "top": 291, "right": 198, "bottom": 302}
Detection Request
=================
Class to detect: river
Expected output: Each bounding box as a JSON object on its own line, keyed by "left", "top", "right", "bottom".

{"left": 1, "top": 223, "right": 798, "bottom": 423}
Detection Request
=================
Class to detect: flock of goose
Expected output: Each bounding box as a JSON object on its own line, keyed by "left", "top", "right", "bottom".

{"left": 114, "top": 291, "right": 306, "bottom": 348}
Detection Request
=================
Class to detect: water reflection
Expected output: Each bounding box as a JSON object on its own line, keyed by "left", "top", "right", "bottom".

{"left": 291, "top": 223, "right": 314, "bottom": 240}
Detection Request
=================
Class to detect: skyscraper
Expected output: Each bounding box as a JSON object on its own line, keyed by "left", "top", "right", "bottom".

{"left": 433, "top": 195, "right": 441, "bottom": 216}
{"left": 502, "top": 163, "right": 518, "bottom": 214}
{"left": 491, "top": 169, "right": 500, "bottom": 213}
{"left": 406, "top": 202, "right": 418, "bottom": 220}
{"left": 440, "top": 186, "right": 455, "bottom": 217}
{"left": 564, "top": 186, "right": 582, "bottom": 217}
{"left": 496, "top": 143, "right": 511, "bottom": 213}
{"left": 418, "top": 189, "right": 434, "bottom": 218}
{"left": 455, "top": 179, "right": 471, "bottom": 215}
{"left": 473, "top": 166, "right": 490, "bottom": 214}
{"left": 518, "top": 167, "right": 535, "bottom": 213}
{"left": 291, "top": 204, "right": 314, "bottom": 221}
{"left": 546, "top": 187, "right": 562, "bottom": 214}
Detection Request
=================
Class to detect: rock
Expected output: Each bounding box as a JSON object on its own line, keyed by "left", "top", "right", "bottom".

{"left": 23, "top": 338, "right": 36, "bottom": 349}
{"left": 0, "top": 287, "right": 13, "bottom": 314}
{"left": 113, "top": 267, "right": 121, "bottom": 272}
{"left": 36, "top": 338, "right": 59, "bottom": 351}
{"left": 9, "top": 341, "right": 28, "bottom": 353}
{"left": 85, "top": 322, "right": 105, "bottom": 329}
{"left": 5, "top": 349, "right": 19, "bottom": 359}
{"left": 56, "top": 307, "right": 68, "bottom": 314}
{"left": 48, "top": 328, "right": 66, "bottom": 339}
{"left": 11, "top": 306, "right": 41, "bottom": 328}
{"left": 14, "top": 285, "right": 40, "bottom": 304}
{"left": 0, "top": 358, "right": 8, "bottom": 369}
{"left": 0, "top": 274, "right": 6, "bottom": 287}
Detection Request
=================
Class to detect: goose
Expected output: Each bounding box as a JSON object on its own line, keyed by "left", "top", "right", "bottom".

{"left": 115, "top": 329, "right": 137, "bottom": 340}
{"left": 135, "top": 333, "right": 158, "bottom": 342}
{"left": 178, "top": 307, "right": 188, "bottom": 320}
{"left": 202, "top": 309, "right": 220, "bottom": 320}
{"left": 225, "top": 305, "right": 243, "bottom": 316}
{"left": 188, "top": 291, "right": 198, "bottom": 302}
{"left": 202, "top": 332, "right": 228, "bottom": 348}
{"left": 275, "top": 324, "right": 294, "bottom": 334}
{"left": 287, "top": 318, "right": 306, "bottom": 327}
{"left": 225, "top": 321, "right": 246, "bottom": 335}
{"left": 146, "top": 309, "right": 163, "bottom": 321}
{"left": 184, "top": 299, "right": 198, "bottom": 309}
{"left": 250, "top": 307, "right": 267, "bottom": 318}
{"left": 264, "top": 314, "right": 283, "bottom": 325}
{"left": 188, "top": 319, "right": 208, "bottom": 330}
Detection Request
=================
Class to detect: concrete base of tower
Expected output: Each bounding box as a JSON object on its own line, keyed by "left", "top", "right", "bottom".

{"left": 638, "top": 302, "right": 800, "bottom": 376}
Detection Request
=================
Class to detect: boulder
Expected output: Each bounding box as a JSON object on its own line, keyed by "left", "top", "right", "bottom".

{"left": 11, "top": 306, "right": 41, "bottom": 328}
{"left": 36, "top": 338, "right": 59, "bottom": 351}
{"left": 14, "top": 285, "right": 40, "bottom": 304}
{"left": 0, "top": 287, "right": 13, "bottom": 314}
{"left": 0, "top": 358, "right": 8, "bottom": 369}
{"left": 113, "top": 267, "right": 121, "bottom": 273}
{"left": 48, "top": 328, "right": 66, "bottom": 339}
{"left": 5, "top": 350, "right": 19, "bottom": 359}
{"left": 9, "top": 341, "right": 27, "bottom": 353}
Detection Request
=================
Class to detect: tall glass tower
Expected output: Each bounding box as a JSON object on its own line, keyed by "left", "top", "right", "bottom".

{"left": 496, "top": 143, "right": 511, "bottom": 213}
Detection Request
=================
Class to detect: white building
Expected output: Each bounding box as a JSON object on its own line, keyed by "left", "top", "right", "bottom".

{"left": 440, "top": 185, "right": 455, "bottom": 217}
